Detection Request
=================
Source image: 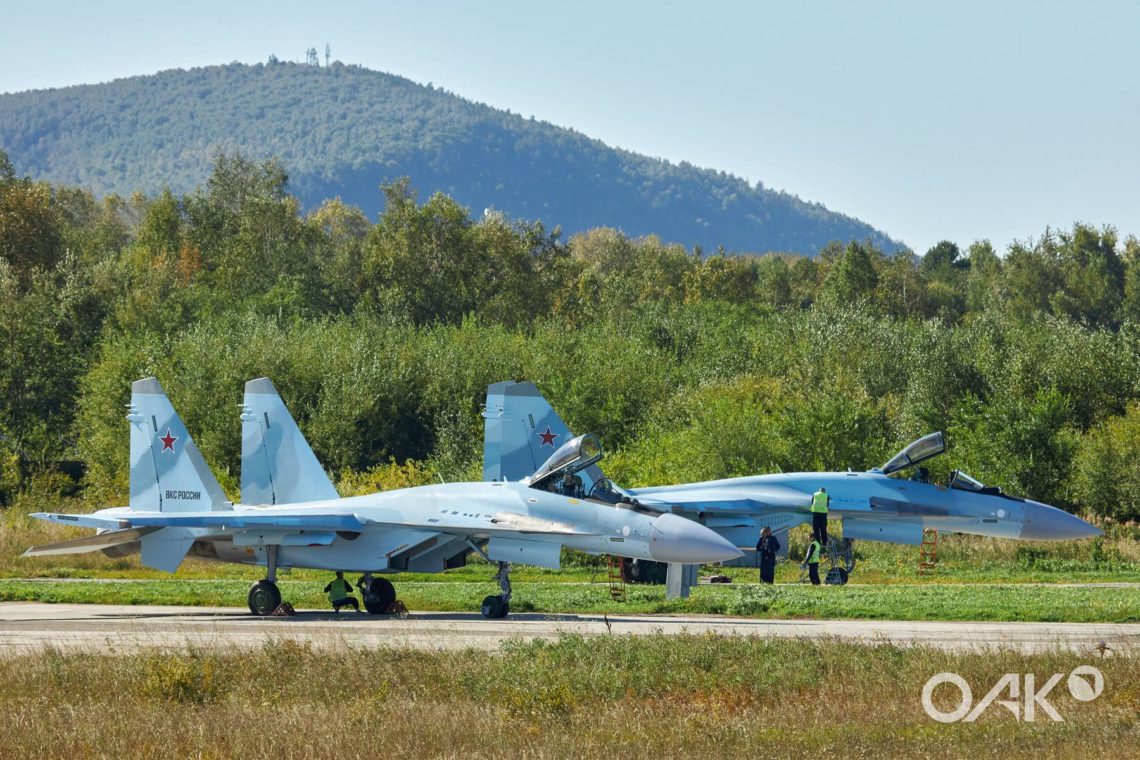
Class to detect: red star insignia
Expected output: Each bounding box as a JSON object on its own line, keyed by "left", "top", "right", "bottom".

{"left": 159, "top": 429, "right": 178, "bottom": 453}
{"left": 538, "top": 427, "right": 558, "bottom": 447}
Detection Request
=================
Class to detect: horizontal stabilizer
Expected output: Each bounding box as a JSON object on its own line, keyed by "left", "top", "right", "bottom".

{"left": 29, "top": 512, "right": 128, "bottom": 530}
{"left": 22, "top": 527, "right": 159, "bottom": 557}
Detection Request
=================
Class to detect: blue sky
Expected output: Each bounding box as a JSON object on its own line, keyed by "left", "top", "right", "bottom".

{"left": 2, "top": 0, "right": 1137, "bottom": 254}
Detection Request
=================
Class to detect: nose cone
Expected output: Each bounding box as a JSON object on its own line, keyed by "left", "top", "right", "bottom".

{"left": 649, "top": 513, "right": 744, "bottom": 563}
{"left": 1019, "top": 500, "right": 1102, "bottom": 540}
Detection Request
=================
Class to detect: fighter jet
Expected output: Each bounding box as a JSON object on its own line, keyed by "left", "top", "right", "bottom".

{"left": 23, "top": 378, "right": 741, "bottom": 617}
{"left": 482, "top": 381, "right": 1102, "bottom": 588}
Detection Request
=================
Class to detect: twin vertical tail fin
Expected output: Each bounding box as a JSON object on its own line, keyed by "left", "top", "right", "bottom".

{"left": 241, "top": 377, "right": 339, "bottom": 505}
{"left": 127, "top": 377, "right": 228, "bottom": 571}
{"left": 482, "top": 381, "right": 606, "bottom": 487}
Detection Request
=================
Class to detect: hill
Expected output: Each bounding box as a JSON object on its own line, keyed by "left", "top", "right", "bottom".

{"left": 0, "top": 61, "right": 900, "bottom": 255}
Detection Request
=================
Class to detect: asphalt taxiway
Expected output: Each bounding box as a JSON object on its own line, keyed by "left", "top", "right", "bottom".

{"left": 0, "top": 602, "right": 1136, "bottom": 655}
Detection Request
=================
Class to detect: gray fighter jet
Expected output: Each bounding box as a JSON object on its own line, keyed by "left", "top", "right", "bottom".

{"left": 24, "top": 378, "right": 741, "bottom": 617}
{"left": 482, "top": 381, "right": 1102, "bottom": 590}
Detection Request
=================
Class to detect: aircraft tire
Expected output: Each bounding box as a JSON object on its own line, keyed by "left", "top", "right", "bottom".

{"left": 248, "top": 580, "right": 281, "bottom": 616}
{"left": 364, "top": 578, "right": 397, "bottom": 614}
{"left": 481, "top": 594, "right": 505, "bottom": 619}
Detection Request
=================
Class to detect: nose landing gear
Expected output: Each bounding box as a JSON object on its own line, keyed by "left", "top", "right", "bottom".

{"left": 825, "top": 538, "right": 856, "bottom": 585}
{"left": 481, "top": 561, "right": 512, "bottom": 619}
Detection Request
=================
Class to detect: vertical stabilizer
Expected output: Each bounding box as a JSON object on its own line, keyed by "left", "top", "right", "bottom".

{"left": 241, "top": 377, "right": 339, "bottom": 505}
{"left": 482, "top": 381, "right": 605, "bottom": 486}
{"left": 127, "top": 377, "right": 226, "bottom": 572}
{"left": 128, "top": 377, "right": 227, "bottom": 513}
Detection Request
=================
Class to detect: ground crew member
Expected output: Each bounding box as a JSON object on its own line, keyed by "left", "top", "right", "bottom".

{"left": 804, "top": 532, "right": 822, "bottom": 585}
{"left": 323, "top": 571, "right": 360, "bottom": 613}
{"left": 810, "top": 486, "right": 829, "bottom": 546}
{"left": 756, "top": 526, "right": 780, "bottom": 584}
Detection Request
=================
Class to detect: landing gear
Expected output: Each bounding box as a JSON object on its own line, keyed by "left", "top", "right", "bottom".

{"left": 481, "top": 561, "right": 512, "bottom": 619}
{"left": 825, "top": 538, "right": 855, "bottom": 586}
{"left": 359, "top": 573, "right": 397, "bottom": 614}
{"left": 248, "top": 580, "right": 281, "bottom": 615}
{"left": 248, "top": 545, "right": 281, "bottom": 615}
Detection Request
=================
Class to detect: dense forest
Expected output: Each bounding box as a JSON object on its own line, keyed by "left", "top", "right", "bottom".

{"left": 0, "top": 61, "right": 898, "bottom": 255}
{"left": 0, "top": 149, "right": 1138, "bottom": 524}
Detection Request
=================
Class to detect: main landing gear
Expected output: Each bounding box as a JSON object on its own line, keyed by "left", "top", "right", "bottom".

{"left": 248, "top": 545, "right": 282, "bottom": 616}
{"left": 358, "top": 572, "right": 397, "bottom": 614}
{"left": 481, "top": 561, "right": 512, "bottom": 619}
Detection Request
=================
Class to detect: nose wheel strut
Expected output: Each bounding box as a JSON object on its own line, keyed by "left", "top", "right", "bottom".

{"left": 481, "top": 561, "right": 512, "bottom": 619}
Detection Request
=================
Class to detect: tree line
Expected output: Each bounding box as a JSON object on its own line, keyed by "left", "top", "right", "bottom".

{"left": 1, "top": 150, "right": 1138, "bottom": 523}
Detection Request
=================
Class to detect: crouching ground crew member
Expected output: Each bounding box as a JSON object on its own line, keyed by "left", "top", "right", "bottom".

{"left": 324, "top": 571, "right": 360, "bottom": 613}
{"left": 810, "top": 486, "right": 830, "bottom": 546}
{"left": 756, "top": 526, "right": 780, "bottom": 584}
{"left": 804, "top": 533, "right": 822, "bottom": 586}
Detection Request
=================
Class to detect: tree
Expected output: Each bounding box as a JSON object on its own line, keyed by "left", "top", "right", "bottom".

{"left": 921, "top": 240, "right": 966, "bottom": 272}
{"left": 0, "top": 172, "right": 63, "bottom": 279}
{"left": 1068, "top": 405, "right": 1140, "bottom": 522}
{"left": 1050, "top": 223, "right": 1125, "bottom": 327}
{"left": 821, "top": 241, "right": 880, "bottom": 305}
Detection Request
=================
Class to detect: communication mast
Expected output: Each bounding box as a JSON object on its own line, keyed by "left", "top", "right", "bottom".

{"left": 325, "top": 43, "right": 331, "bottom": 67}
{"left": 306, "top": 47, "right": 319, "bottom": 66}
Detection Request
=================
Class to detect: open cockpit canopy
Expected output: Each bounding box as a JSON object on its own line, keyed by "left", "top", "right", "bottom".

{"left": 948, "top": 470, "right": 1004, "bottom": 495}
{"left": 525, "top": 433, "right": 604, "bottom": 490}
{"left": 880, "top": 432, "right": 946, "bottom": 475}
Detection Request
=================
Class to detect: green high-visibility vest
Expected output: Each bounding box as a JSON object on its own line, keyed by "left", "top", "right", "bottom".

{"left": 810, "top": 490, "right": 829, "bottom": 514}
{"left": 806, "top": 540, "right": 822, "bottom": 564}
{"left": 327, "top": 577, "right": 352, "bottom": 603}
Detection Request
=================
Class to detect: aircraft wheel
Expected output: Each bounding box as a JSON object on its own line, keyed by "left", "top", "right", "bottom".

{"left": 248, "top": 580, "right": 281, "bottom": 616}
{"left": 363, "top": 578, "right": 396, "bottom": 614}
{"left": 481, "top": 594, "right": 509, "bottom": 619}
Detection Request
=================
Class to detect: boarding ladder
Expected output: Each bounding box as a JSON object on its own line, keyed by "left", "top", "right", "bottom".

{"left": 918, "top": 529, "right": 939, "bottom": 574}
{"left": 606, "top": 555, "right": 627, "bottom": 602}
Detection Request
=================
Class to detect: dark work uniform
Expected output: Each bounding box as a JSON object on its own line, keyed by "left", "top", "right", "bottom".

{"left": 806, "top": 539, "right": 822, "bottom": 586}
{"left": 810, "top": 490, "right": 830, "bottom": 546}
{"left": 756, "top": 534, "right": 780, "bottom": 584}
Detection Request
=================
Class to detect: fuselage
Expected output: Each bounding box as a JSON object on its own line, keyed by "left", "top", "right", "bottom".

{"left": 630, "top": 470, "right": 1100, "bottom": 546}
{"left": 93, "top": 481, "right": 741, "bottom": 573}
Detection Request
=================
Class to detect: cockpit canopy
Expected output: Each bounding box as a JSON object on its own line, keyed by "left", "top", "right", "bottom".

{"left": 880, "top": 432, "right": 946, "bottom": 475}
{"left": 525, "top": 433, "right": 604, "bottom": 491}
{"left": 948, "top": 470, "right": 1003, "bottom": 495}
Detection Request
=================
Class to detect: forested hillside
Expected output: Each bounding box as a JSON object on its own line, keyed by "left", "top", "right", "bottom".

{"left": 1, "top": 149, "right": 1139, "bottom": 525}
{"left": 0, "top": 61, "right": 898, "bottom": 255}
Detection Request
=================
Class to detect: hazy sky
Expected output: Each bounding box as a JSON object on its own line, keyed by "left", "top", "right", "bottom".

{"left": 2, "top": 0, "right": 1137, "bottom": 254}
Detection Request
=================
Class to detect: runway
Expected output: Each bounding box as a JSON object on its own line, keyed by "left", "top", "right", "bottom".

{"left": 1, "top": 602, "right": 1136, "bottom": 655}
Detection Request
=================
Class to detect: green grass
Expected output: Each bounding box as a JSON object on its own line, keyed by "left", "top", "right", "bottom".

{"left": 0, "top": 635, "right": 1135, "bottom": 758}
{"left": 2, "top": 577, "right": 1137, "bottom": 622}
{"left": 3, "top": 499, "right": 1138, "bottom": 622}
